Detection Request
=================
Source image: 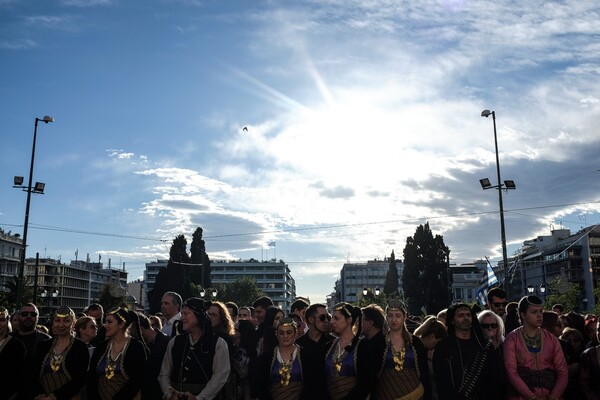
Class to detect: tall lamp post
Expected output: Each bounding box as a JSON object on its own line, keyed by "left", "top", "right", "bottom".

{"left": 13, "top": 116, "right": 54, "bottom": 308}
{"left": 480, "top": 110, "right": 514, "bottom": 292}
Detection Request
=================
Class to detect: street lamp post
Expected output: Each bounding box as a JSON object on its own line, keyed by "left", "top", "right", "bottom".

{"left": 13, "top": 116, "right": 54, "bottom": 308}
{"left": 480, "top": 110, "right": 513, "bottom": 292}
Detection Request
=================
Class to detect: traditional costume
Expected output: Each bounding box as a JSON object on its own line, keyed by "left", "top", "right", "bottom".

{"left": 33, "top": 336, "right": 89, "bottom": 400}
{"left": 504, "top": 326, "right": 568, "bottom": 399}
{"left": 267, "top": 345, "right": 304, "bottom": 400}
{"left": 87, "top": 337, "right": 147, "bottom": 400}
{"left": 325, "top": 336, "right": 370, "bottom": 400}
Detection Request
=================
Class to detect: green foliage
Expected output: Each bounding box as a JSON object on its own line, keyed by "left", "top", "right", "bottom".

{"left": 594, "top": 281, "right": 600, "bottom": 316}
{"left": 99, "top": 283, "right": 127, "bottom": 311}
{"left": 356, "top": 289, "right": 389, "bottom": 308}
{"left": 544, "top": 278, "right": 581, "bottom": 312}
{"left": 212, "top": 276, "right": 265, "bottom": 306}
{"left": 384, "top": 250, "right": 399, "bottom": 296}
{"left": 2, "top": 275, "right": 35, "bottom": 310}
{"left": 402, "top": 223, "right": 450, "bottom": 315}
{"left": 190, "top": 227, "right": 211, "bottom": 288}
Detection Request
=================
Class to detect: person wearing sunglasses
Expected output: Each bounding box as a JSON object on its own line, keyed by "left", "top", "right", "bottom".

{"left": 487, "top": 287, "right": 508, "bottom": 318}
{"left": 296, "top": 303, "right": 334, "bottom": 400}
{"left": 504, "top": 296, "right": 568, "bottom": 400}
{"left": 478, "top": 309, "right": 506, "bottom": 399}
{"left": 12, "top": 303, "right": 51, "bottom": 399}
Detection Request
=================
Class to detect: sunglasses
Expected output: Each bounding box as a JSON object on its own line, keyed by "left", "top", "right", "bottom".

{"left": 481, "top": 323, "right": 498, "bottom": 329}
{"left": 20, "top": 311, "right": 38, "bottom": 317}
{"left": 492, "top": 302, "right": 508, "bottom": 308}
{"left": 318, "top": 314, "right": 332, "bottom": 322}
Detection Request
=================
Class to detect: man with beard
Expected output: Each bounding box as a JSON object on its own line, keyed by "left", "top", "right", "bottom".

{"left": 487, "top": 287, "right": 508, "bottom": 319}
{"left": 433, "top": 303, "right": 494, "bottom": 400}
{"left": 11, "top": 303, "right": 50, "bottom": 400}
{"left": 159, "top": 298, "right": 230, "bottom": 400}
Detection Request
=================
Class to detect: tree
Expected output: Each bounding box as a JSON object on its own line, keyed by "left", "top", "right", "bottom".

{"left": 384, "top": 250, "right": 399, "bottom": 296}
{"left": 148, "top": 234, "right": 194, "bottom": 313}
{"left": 212, "top": 276, "right": 265, "bottom": 306}
{"left": 544, "top": 278, "right": 582, "bottom": 312}
{"left": 402, "top": 223, "right": 450, "bottom": 315}
{"left": 3, "top": 275, "right": 35, "bottom": 310}
{"left": 356, "top": 289, "right": 389, "bottom": 308}
{"left": 99, "top": 283, "right": 127, "bottom": 311}
{"left": 190, "top": 227, "right": 211, "bottom": 288}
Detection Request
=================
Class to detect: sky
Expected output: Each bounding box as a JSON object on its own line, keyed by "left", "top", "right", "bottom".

{"left": 1, "top": 0, "right": 600, "bottom": 304}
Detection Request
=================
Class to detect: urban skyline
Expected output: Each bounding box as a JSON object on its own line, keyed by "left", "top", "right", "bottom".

{"left": 2, "top": 1, "right": 600, "bottom": 303}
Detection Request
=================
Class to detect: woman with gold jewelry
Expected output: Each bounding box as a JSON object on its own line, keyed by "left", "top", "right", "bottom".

{"left": 325, "top": 302, "right": 370, "bottom": 400}
{"left": 504, "top": 295, "right": 568, "bottom": 400}
{"left": 32, "top": 306, "right": 90, "bottom": 400}
{"left": 87, "top": 307, "right": 148, "bottom": 400}
{"left": 373, "top": 300, "right": 431, "bottom": 400}
{"left": 257, "top": 316, "right": 307, "bottom": 400}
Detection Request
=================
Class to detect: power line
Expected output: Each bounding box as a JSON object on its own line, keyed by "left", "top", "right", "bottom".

{"left": 2, "top": 199, "right": 600, "bottom": 242}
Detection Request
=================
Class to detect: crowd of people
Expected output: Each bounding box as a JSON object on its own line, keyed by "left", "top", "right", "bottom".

{"left": 1, "top": 287, "right": 599, "bottom": 400}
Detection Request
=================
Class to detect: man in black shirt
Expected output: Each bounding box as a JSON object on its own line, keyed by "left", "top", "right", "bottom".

{"left": 11, "top": 303, "right": 50, "bottom": 400}
{"left": 296, "top": 303, "right": 335, "bottom": 400}
{"left": 139, "top": 313, "right": 171, "bottom": 400}
{"left": 433, "top": 303, "right": 493, "bottom": 400}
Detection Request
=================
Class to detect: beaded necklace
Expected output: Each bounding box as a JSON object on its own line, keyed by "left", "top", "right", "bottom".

{"left": 106, "top": 339, "right": 128, "bottom": 380}
{"left": 521, "top": 328, "right": 542, "bottom": 354}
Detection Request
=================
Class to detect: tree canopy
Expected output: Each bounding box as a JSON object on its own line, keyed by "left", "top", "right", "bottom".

{"left": 383, "top": 250, "right": 399, "bottom": 296}
{"left": 190, "top": 227, "right": 211, "bottom": 288}
{"left": 213, "top": 276, "right": 265, "bottom": 307}
{"left": 402, "top": 223, "right": 449, "bottom": 315}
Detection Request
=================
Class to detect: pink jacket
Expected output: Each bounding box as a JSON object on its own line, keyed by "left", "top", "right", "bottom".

{"left": 503, "top": 327, "right": 568, "bottom": 399}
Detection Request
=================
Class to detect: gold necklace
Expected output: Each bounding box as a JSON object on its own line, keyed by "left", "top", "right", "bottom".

{"left": 332, "top": 341, "right": 347, "bottom": 373}
{"left": 522, "top": 328, "right": 542, "bottom": 353}
{"left": 106, "top": 340, "right": 125, "bottom": 380}
{"left": 277, "top": 346, "right": 295, "bottom": 386}
{"left": 391, "top": 344, "right": 406, "bottom": 372}
{"left": 50, "top": 352, "right": 64, "bottom": 372}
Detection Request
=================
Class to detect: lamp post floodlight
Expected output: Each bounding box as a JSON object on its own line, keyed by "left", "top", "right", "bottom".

{"left": 13, "top": 115, "right": 54, "bottom": 308}
{"left": 480, "top": 109, "right": 514, "bottom": 292}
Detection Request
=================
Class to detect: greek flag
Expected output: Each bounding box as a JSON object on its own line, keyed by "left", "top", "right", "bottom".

{"left": 476, "top": 261, "right": 498, "bottom": 305}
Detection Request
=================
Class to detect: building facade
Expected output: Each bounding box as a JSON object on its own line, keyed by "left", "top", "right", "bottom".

{"left": 211, "top": 260, "right": 296, "bottom": 311}
{"left": 334, "top": 258, "right": 404, "bottom": 303}
{"left": 0, "top": 230, "right": 22, "bottom": 292}
{"left": 515, "top": 227, "right": 599, "bottom": 311}
{"left": 143, "top": 259, "right": 168, "bottom": 311}
{"left": 24, "top": 258, "right": 128, "bottom": 320}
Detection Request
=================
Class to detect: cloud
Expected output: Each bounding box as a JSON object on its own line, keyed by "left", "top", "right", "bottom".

{"left": 0, "top": 39, "right": 37, "bottom": 49}
{"left": 61, "top": 0, "right": 113, "bottom": 6}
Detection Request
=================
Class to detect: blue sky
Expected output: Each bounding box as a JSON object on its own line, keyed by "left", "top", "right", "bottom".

{"left": 2, "top": 0, "right": 600, "bottom": 303}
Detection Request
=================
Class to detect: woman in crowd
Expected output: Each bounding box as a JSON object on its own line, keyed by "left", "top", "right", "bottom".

{"left": 373, "top": 299, "right": 431, "bottom": 400}
{"left": 579, "top": 318, "right": 600, "bottom": 399}
{"left": 325, "top": 302, "right": 370, "bottom": 400}
{"left": 261, "top": 306, "right": 285, "bottom": 355}
{"left": 87, "top": 307, "right": 148, "bottom": 400}
{"left": 504, "top": 296, "right": 568, "bottom": 400}
{"left": 258, "top": 317, "right": 307, "bottom": 400}
{"left": 560, "top": 327, "right": 585, "bottom": 357}
{"left": 75, "top": 316, "right": 98, "bottom": 346}
{"left": 478, "top": 310, "right": 506, "bottom": 400}
{"left": 234, "top": 319, "right": 258, "bottom": 400}
{"left": 208, "top": 301, "right": 236, "bottom": 353}
{"left": 543, "top": 311, "right": 582, "bottom": 399}
{"left": 33, "top": 306, "right": 90, "bottom": 400}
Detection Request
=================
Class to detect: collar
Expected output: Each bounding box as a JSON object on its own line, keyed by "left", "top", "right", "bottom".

{"left": 165, "top": 312, "right": 181, "bottom": 325}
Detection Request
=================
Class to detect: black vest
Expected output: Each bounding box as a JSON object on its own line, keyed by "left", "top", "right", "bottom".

{"left": 170, "top": 333, "right": 218, "bottom": 386}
